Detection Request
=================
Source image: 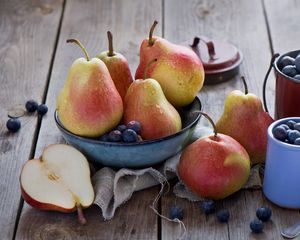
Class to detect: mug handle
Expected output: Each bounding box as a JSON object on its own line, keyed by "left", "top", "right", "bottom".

{"left": 262, "top": 53, "right": 280, "bottom": 113}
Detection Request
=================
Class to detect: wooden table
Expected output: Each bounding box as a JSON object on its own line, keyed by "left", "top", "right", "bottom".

{"left": 1, "top": 0, "right": 300, "bottom": 239}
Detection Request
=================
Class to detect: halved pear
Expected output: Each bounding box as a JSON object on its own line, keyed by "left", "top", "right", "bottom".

{"left": 20, "top": 144, "right": 94, "bottom": 224}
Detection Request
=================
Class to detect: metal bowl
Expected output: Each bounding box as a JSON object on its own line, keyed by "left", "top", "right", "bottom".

{"left": 54, "top": 97, "right": 202, "bottom": 168}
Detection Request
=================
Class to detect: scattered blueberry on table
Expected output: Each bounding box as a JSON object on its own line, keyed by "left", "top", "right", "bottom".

{"left": 6, "top": 118, "right": 21, "bottom": 132}
{"left": 37, "top": 104, "right": 48, "bottom": 116}
{"left": 250, "top": 219, "right": 264, "bottom": 233}
{"left": 256, "top": 207, "right": 272, "bottom": 222}
{"left": 25, "top": 100, "right": 38, "bottom": 113}
{"left": 216, "top": 209, "right": 230, "bottom": 223}
{"left": 169, "top": 206, "right": 184, "bottom": 220}
{"left": 200, "top": 200, "right": 215, "bottom": 214}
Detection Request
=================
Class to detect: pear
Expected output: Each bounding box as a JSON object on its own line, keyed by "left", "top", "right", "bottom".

{"left": 216, "top": 77, "right": 274, "bottom": 164}
{"left": 135, "top": 21, "right": 205, "bottom": 107}
{"left": 57, "top": 39, "right": 123, "bottom": 137}
{"left": 178, "top": 112, "right": 250, "bottom": 200}
{"left": 20, "top": 144, "right": 95, "bottom": 224}
{"left": 124, "top": 62, "right": 182, "bottom": 140}
{"left": 97, "top": 31, "right": 133, "bottom": 101}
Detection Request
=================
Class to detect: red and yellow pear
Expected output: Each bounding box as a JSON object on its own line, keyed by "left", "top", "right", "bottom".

{"left": 216, "top": 77, "right": 274, "bottom": 164}
{"left": 20, "top": 144, "right": 95, "bottom": 224}
{"left": 57, "top": 39, "right": 123, "bottom": 137}
{"left": 124, "top": 59, "right": 182, "bottom": 140}
{"left": 178, "top": 112, "right": 250, "bottom": 200}
{"left": 135, "top": 21, "right": 205, "bottom": 107}
{"left": 97, "top": 31, "right": 133, "bottom": 101}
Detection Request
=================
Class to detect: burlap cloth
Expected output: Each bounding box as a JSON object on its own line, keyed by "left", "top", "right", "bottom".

{"left": 91, "top": 125, "right": 262, "bottom": 221}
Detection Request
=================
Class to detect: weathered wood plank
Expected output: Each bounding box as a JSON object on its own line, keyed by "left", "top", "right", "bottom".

{"left": 264, "top": 0, "right": 300, "bottom": 53}
{"left": 162, "top": 0, "right": 299, "bottom": 239}
{"left": 164, "top": 0, "right": 276, "bottom": 121}
{"left": 17, "top": 188, "right": 159, "bottom": 240}
{"left": 15, "top": 0, "right": 162, "bottom": 239}
{"left": 0, "top": 0, "right": 63, "bottom": 239}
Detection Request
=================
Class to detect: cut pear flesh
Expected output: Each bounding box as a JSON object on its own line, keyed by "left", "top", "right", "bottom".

{"left": 20, "top": 144, "right": 94, "bottom": 211}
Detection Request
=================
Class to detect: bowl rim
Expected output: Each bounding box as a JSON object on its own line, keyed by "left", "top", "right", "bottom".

{"left": 54, "top": 96, "right": 202, "bottom": 146}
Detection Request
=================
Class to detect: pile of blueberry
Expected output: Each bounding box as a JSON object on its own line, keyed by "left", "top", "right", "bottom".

{"left": 278, "top": 54, "right": 300, "bottom": 80}
{"left": 6, "top": 100, "right": 48, "bottom": 133}
{"left": 273, "top": 120, "right": 300, "bottom": 145}
{"left": 99, "top": 120, "right": 142, "bottom": 143}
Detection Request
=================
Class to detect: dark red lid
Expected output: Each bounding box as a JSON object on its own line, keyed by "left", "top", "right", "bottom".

{"left": 185, "top": 36, "right": 243, "bottom": 84}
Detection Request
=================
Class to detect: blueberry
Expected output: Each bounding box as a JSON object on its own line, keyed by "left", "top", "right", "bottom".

{"left": 117, "top": 124, "right": 127, "bottom": 132}
{"left": 273, "top": 125, "right": 287, "bottom": 141}
{"left": 250, "top": 219, "right": 264, "bottom": 233}
{"left": 25, "top": 100, "right": 38, "bottom": 112}
{"left": 200, "top": 200, "right": 215, "bottom": 214}
{"left": 256, "top": 207, "right": 272, "bottom": 222}
{"left": 279, "top": 56, "right": 295, "bottom": 69}
{"left": 6, "top": 118, "right": 21, "bottom": 132}
{"left": 295, "top": 55, "right": 300, "bottom": 72}
{"left": 286, "top": 120, "right": 296, "bottom": 130}
{"left": 294, "top": 138, "right": 300, "bottom": 145}
{"left": 108, "top": 130, "right": 122, "bottom": 142}
{"left": 99, "top": 133, "right": 109, "bottom": 142}
{"left": 294, "top": 122, "right": 300, "bottom": 131}
{"left": 282, "top": 65, "right": 298, "bottom": 77}
{"left": 122, "top": 129, "right": 138, "bottom": 143}
{"left": 37, "top": 104, "right": 48, "bottom": 115}
{"left": 280, "top": 124, "right": 290, "bottom": 130}
{"left": 169, "top": 206, "right": 184, "bottom": 220}
{"left": 294, "top": 75, "right": 300, "bottom": 81}
{"left": 287, "top": 130, "right": 300, "bottom": 144}
{"left": 126, "top": 120, "right": 141, "bottom": 134}
{"left": 216, "top": 209, "right": 230, "bottom": 223}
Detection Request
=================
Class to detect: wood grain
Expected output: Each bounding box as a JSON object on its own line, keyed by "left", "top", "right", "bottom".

{"left": 15, "top": 0, "right": 162, "bottom": 239}
{"left": 0, "top": 0, "right": 63, "bottom": 239}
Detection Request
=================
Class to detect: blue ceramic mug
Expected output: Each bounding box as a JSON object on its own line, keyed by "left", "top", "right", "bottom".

{"left": 263, "top": 117, "right": 300, "bottom": 208}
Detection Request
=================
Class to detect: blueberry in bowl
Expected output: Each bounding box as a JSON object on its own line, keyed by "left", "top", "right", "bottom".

{"left": 55, "top": 96, "right": 202, "bottom": 168}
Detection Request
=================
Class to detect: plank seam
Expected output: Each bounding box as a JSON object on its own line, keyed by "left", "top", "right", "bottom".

{"left": 262, "top": 0, "right": 274, "bottom": 54}
{"left": 11, "top": 0, "right": 67, "bottom": 238}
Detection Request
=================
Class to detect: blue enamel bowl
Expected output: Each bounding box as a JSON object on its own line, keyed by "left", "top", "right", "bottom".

{"left": 55, "top": 97, "right": 202, "bottom": 168}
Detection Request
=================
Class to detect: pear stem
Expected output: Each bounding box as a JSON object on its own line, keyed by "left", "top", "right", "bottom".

{"left": 67, "top": 39, "right": 90, "bottom": 61}
{"left": 148, "top": 20, "right": 158, "bottom": 47}
{"left": 241, "top": 76, "right": 248, "bottom": 94}
{"left": 143, "top": 58, "right": 158, "bottom": 80}
{"left": 198, "top": 111, "right": 218, "bottom": 137}
{"left": 107, "top": 31, "right": 115, "bottom": 57}
{"left": 77, "top": 205, "right": 87, "bottom": 225}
